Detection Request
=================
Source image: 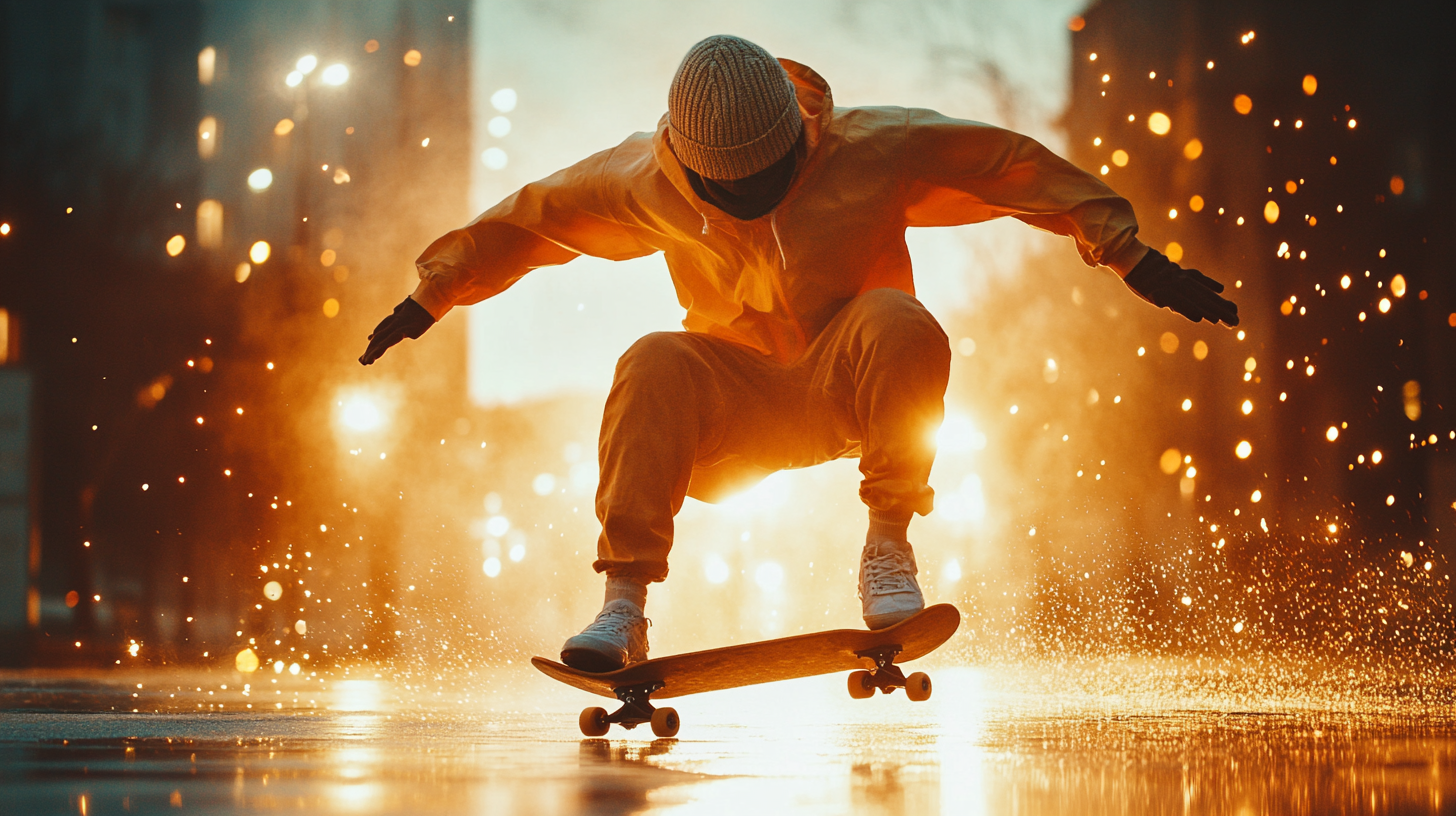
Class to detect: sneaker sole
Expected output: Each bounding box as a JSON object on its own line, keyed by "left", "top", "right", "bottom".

{"left": 560, "top": 648, "right": 625, "bottom": 674}
{"left": 863, "top": 607, "right": 922, "bottom": 630}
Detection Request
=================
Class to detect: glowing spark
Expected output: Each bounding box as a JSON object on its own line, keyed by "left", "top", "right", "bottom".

{"left": 490, "top": 88, "right": 517, "bottom": 112}
{"left": 1241, "top": 399, "right": 1253, "bottom": 415}
{"left": 403, "top": 49, "right": 422, "bottom": 67}
{"left": 704, "top": 555, "right": 730, "bottom": 584}
{"left": 235, "top": 648, "right": 259, "bottom": 672}
{"left": 1147, "top": 112, "right": 1171, "bottom": 135}
{"left": 481, "top": 147, "right": 508, "bottom": 170}
{"left": 1181, "top": 399, "right": 1192, "bottom": 411}
{"left": 1183, "top": 139, "right": 1203, "bottom": 160}
{"left": 263, "top": 581, "right": 283, "bottom": 601}
{"left": 166, "top": 235, "right": 186, "bottom": 256}
{"left": 1264, "top": 201, "right": 1280, "bottom": 223}
{"left": 485, "top": 516, "right": 510, "bottom": 537}
{"left": 1302, "top": 74, "right": 1317, "bottom": 95}
{"left": 249, "top": 241, "right": 271, "bottom": 264}
{"left": 1233, "top": 94, "right": 1253, "bottom": 114}
{"left": 1236, "top": 441, "right": 1252, "bottom": 459}
{"left": 1251, "top": 489, "right": 1262, "bottom": 503}
{"left": 247, "top": 168, "right": 273, "bottom": 191}
{"left": 321, "top": 63, "right": 349, "bottom": 85}
{"left": 1159, "top": 448, "right": 1181, "bottom": 475}
{"left": 1326, "top": 426, "right": 1340, "bottom": 442}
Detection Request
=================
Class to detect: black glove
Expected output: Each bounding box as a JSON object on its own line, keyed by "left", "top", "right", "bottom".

{"left": 359, "top": 297, "right": 436, "bottom": 365}
{"left": 1123, "top": 249, "right": 1240, "bottom": 327}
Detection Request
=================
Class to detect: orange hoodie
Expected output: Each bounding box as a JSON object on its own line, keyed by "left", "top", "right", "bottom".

{"left": 412, "top": 59, "right": 1149, "bottom": 364}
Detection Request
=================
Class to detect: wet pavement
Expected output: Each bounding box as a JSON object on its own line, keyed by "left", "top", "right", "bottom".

{"left": 3, "top": 663, "right": 1456, "bottom": 815}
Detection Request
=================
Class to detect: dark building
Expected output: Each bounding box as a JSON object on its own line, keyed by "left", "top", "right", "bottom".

{"left": 0, "top": 1, "right": 471, "bottom": 665}
{"left": 1068, "top": 0, "right": 1453, "bottom": 562}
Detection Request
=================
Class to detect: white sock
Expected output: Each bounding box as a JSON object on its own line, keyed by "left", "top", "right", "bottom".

{"left": 604, "top": 576, "right": 647, "bottom": 611}
{"left": 867, "top": 507, "right": 911, "bottom": 545}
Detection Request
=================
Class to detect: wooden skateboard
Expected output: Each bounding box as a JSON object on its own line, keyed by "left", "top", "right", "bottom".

{"left": 532, "top": 603, "right": 960, "bottom": 737}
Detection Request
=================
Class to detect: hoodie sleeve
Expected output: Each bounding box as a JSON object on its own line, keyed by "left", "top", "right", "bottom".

{"left": 410, "top": 145, "right": 659, "bottom": 318}
{"left": 900, "top": 109, "right": 1149, "bottom": 276}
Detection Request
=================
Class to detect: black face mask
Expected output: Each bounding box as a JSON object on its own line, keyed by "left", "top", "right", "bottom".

{"left": 684, "top": 144, "right": 798, "bottom": 221}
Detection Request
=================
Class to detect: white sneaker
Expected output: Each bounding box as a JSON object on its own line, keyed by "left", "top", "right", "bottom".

{"left": 859, "top": 539, "right": 924, "bottom": 629}
{"left": 560, "top": 599, "right": 649, "bottom": 673}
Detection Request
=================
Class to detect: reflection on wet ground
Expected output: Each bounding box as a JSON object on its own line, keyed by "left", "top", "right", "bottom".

{"left": 2, "top": 665, "right": 1455, "bottom": 814}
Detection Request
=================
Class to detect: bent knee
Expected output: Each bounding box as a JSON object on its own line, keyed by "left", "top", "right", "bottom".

{"left": 850, "top": 289, "right": 948, "bottom": 354}
{"left": 615, "top": 332, "right": 700, "bottom": 381}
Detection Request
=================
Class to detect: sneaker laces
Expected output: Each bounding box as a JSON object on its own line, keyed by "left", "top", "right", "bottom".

{"left": 582, "top": 606, "right": 649, "bottom": 637}
{"left": 861, "top": 549, "right": 917, "bottom": 597}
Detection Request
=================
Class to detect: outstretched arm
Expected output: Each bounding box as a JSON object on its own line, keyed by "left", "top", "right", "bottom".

{"left": 360, "top": 145, "right": 657, "bottom": 365}
{"left": 899, "top": 109, "right": 1237, "bottom": 326}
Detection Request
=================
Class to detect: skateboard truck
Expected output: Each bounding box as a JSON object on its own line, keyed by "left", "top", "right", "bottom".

{"left": 578, "top": 681, "right": 681, "bottom": 738}
{"left": 848, "top": 644, "right": 932, "bottom": 701}
{"left": 607, "top": 681, "right": 663, "bottom": 729}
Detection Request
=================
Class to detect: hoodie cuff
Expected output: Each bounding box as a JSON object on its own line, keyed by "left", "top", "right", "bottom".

{"left": 1107, "top": 239, "right": 1151, "bottom": 279}
{"left": 409, "top": 281, "right": 455, "bottom": 321}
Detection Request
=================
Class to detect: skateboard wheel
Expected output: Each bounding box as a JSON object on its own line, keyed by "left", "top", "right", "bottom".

{"left": 905, "top": 672, "right": 932, "bottom": 702}
{"left": 650, "top": 707, "right": 680, "bottom": 738}
{"left": 848, "top": 670, "right": 876, "bottom": 699}
{"left": 579, "top": 706, "right": 610, "bottom": 737}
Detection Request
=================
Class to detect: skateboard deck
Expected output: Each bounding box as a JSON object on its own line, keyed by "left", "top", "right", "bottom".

{"left": 533, "top": 604, "right": 960, "bottom": 736}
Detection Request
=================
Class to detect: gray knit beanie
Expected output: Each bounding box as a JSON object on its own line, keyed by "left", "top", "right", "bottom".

{"left": 668, "top": 35, "right": 803, "bottom": 181}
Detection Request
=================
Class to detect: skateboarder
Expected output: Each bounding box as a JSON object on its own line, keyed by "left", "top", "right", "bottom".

{"left": 360, "top": 35, "right": 1238, "bottom": 672}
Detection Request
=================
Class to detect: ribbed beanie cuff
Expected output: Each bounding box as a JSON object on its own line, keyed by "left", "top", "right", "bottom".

{"left": 668, "top": 35, "right": 802, "bottom": 181}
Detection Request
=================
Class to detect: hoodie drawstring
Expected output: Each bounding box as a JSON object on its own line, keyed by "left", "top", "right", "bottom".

{"left": 770, "top": 212, "right": 787, "bottom": 270}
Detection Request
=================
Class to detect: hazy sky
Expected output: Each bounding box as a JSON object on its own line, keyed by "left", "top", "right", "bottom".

{"left": 467, "top": 0, "right": 1085, "bottom": 404}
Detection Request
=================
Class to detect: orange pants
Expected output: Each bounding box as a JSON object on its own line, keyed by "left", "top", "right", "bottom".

{"left": 594, "top": 288, "right": 951, "bottom": 581}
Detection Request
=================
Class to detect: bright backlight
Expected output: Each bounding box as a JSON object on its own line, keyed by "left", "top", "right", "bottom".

{"left": 340, "top": 395, "right": 383, "bottom": 431}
